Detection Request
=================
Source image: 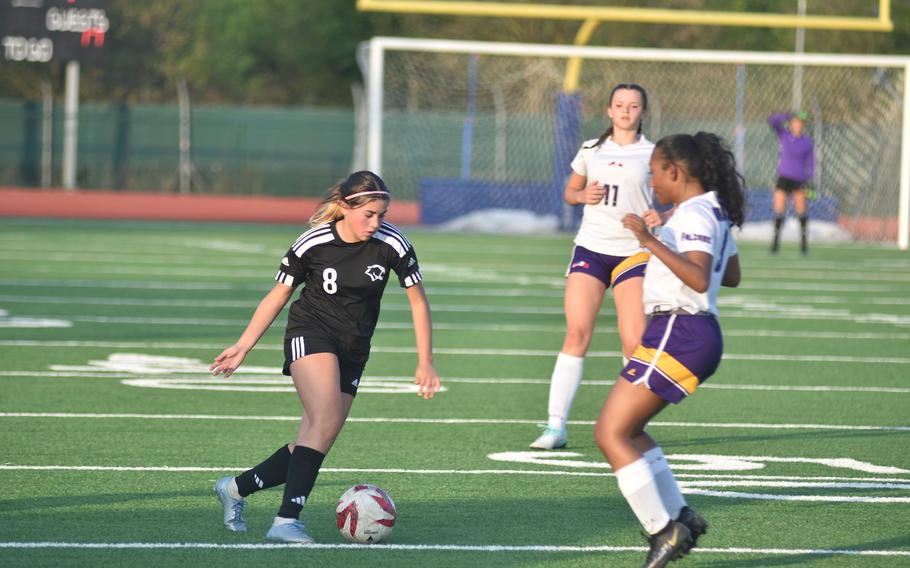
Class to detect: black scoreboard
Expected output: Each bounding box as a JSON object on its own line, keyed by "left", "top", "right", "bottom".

{"left": 1, "top": 0, "right": 108, "bottom": 63}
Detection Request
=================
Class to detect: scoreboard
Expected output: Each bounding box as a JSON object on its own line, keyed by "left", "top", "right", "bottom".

{"left": 1, "top": 0, "right": 108, "bottom": 63}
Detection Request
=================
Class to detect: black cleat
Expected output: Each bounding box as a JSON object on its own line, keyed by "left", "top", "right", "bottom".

{"left": 641, "top": 520, "right": 692, "bottom": 568}
{"left": 675, "top": 506, "right": 708, "bottom": 557}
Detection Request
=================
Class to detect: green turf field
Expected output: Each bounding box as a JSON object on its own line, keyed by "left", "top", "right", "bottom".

{"left": 1, "top": 218, "right": 908, "bottom": 567}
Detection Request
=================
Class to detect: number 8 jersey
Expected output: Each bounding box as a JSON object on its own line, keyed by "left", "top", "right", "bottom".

{"left": 571, "top": 135, "right": 655, "bottom": 256}
{"left": 275, "top": 220, "right": 422, "bottom": 347}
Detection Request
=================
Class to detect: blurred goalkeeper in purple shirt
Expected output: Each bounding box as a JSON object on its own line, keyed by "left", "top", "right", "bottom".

{"left": 769, "top": 110, "right": 815, "bottom": 255}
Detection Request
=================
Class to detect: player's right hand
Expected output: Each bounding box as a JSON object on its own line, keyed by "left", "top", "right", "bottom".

{"left": 414, "top": 362, "right": 440, "bottom": 400}
{"left": 622, "top": 213, "right": 655, "bottom": 247}
{"left": 582, "top": 181, "right": 606, "bottom": 205}
{"left": 642, "top": 209, "right": 663, "bottom": 229}
{"left": 210, "top": 345, "right": 246, "bottom": 378}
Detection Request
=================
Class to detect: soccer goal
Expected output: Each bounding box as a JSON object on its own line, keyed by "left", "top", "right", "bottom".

{"left": 359, "top": 37, "right": 910, "bottom": 248}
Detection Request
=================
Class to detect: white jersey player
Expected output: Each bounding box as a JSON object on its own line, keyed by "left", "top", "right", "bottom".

{"left": 598, "top": 132, "right": 744, "bottom": 567}
{"left": 531, "top": 83, "right": 658, "bottom": 450}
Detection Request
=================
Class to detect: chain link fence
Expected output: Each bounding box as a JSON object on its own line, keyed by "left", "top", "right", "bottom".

{"left": 372, "top": 42, "right": 905, "bottom": 241}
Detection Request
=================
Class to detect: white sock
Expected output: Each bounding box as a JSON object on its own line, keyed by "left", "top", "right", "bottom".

{"left": 644, "top": 446, "right": 687, "bottom": 520}
{"left": 546, "top": 353, "right": 584, "bottom": 429}
{"left": 272, "top": 515, "right": 296, "bottom": 526}
{"left": 227, "top": 477, "right": 242, "bottom": 500}
{"left": 615, "top": 457, "right": 671, "bottom": 535}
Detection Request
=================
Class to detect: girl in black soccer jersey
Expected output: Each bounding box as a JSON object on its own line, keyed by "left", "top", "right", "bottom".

{"left": 210, "top": 171, "right": 440, "bottom": 543}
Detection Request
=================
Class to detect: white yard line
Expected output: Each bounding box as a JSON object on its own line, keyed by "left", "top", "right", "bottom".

{"left": 5, "top": 296, "right": 910, "bottom": 326}
{"left": 1, "top": 412, "right": 907, "bottom": 431}
{"left": 0, "top": 541, "right": 907, "bottom": 556}
{"left": 0, "top": 251, "right": 270, "bottom": 267}
{"left": 7, "top": 262, "right": 910, "bottom": 286}
{"left": 2, "top": 463, "right": 907, "bottom": 484}
{"left": 7, "top": 310, "right": 910, "bottom": 328}
{"left": 4, "top": 372, "right": 909, "bottom": 395}
{"left": 2, "top": 305, "right": 910, "bottom": 338}
{"left": 0, "top": 465, "right": 908, "bottom": 502}
{"left": 0, "top": 278, "right": 241, "bottom": 290}
{"left": 4, "top": 251, "right": 910, "bottom": 281}
{"left": 0, "top": 275, "right": 906, "bottom": 296}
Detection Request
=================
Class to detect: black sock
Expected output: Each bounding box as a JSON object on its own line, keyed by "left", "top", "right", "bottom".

{"left": 235, "top": 444, "right": 292, "bottom": 497}
{"left": 772, "top": 215, "right": 783, "bottom": 249}
{"left": 277, "top": 446, "right": 326, "bottom": 519}
{"left": 799, "top": 215, "right": 809, "bottom": 251}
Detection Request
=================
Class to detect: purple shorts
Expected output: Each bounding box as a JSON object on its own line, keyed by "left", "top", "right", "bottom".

{"left": 620, "top": 314, "right": 723, "bottom": 403}
{"left": 566, "top": 246, "right": 648, "bottom": 287}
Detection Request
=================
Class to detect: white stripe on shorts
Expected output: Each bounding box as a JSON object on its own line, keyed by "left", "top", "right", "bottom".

{"left": 564, "top": 245, "right": 578, "bottom": 278}
{"left": 635, "top": 313, "right": 677, "bottom": 389}
{"left": 291, "top": 336, "right": 305, "bottom": 362}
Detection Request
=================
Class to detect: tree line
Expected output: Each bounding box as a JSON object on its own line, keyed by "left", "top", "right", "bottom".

{"left": 1, "top": 0, "right": 907, "bottom": 107}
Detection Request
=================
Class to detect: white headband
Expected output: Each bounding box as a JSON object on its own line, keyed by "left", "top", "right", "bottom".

{"left": 344, "top": 190, "right": 389, "bottom": 200}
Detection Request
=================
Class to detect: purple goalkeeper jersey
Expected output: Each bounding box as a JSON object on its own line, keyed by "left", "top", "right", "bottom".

{"left": 769, "top": 112, "right": 814, "bottom": 182}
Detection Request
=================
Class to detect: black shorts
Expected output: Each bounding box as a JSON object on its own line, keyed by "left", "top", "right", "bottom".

{"left": 283, "top": 335, "right": 370, "bottom": 397}
{"left": 776, "top": 176, "right": 806, "bottom": 193}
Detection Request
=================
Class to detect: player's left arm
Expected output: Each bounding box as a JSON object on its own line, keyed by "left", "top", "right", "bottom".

{"left": 806, "top": 145, "right": 816, "bottom": 182}
{"left": 405, "top": 282, "right": 440, "bottom": 399}
{"left": 722, "top": 254, "right": 741, "bottom": 288}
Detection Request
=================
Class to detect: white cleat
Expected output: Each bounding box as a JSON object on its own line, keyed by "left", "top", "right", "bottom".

{"left": 214, "top": 476, "right": 247, "bottom": 532}
{"left": 529, "top": 426, "right": 568, "bottom": 449}
{"left": 266, "top": 518, "right": 315, "bottom": 544}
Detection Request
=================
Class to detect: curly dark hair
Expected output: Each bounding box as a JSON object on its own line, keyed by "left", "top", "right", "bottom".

{"left": 653, "top": 132, "right": 747, "bottom": 227}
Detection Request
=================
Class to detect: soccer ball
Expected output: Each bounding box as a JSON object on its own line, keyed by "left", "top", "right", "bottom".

{"left": 336, "top": 484, "right": 397, "bottom": 543}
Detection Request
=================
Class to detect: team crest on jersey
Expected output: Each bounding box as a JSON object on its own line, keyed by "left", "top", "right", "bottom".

{"left": 364, "top": 264, "right": 386, "bottom": 282}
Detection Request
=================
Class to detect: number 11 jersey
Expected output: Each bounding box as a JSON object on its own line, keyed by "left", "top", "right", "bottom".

{"left": 570, "top": 135, "right": 655, "bottom": 257}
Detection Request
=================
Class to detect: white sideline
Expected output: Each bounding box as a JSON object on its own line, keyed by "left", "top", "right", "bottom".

{"left": 0, "top": 541, "right": 908, "bottom": 556}
{"left": 1, "top": 412, "right": 908, "bottom": 431}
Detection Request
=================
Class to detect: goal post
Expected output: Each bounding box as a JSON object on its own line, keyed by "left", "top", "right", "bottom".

{"left": 362, "top": 36, "right": 910, "bottom": 248}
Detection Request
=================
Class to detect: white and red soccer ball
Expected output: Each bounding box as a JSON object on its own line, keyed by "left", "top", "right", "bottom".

{"left": 336, "top": 484, "right": 397, "bottom": 543}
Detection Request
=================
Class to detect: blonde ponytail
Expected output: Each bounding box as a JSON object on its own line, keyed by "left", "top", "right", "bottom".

{"left": 309, "top": 183, "right": 345, "bottom": 227}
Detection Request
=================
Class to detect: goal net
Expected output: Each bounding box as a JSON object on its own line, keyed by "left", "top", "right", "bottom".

{"left": 359, "top": 37, "right": 910, "bottom": 247}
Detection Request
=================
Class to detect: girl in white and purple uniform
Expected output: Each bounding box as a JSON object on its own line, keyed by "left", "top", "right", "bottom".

{"left": 531, "top": 83, "right": 658, "bottom": 451}
{"left": 596, "top": 132, "right": 744, "bottom": 568}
